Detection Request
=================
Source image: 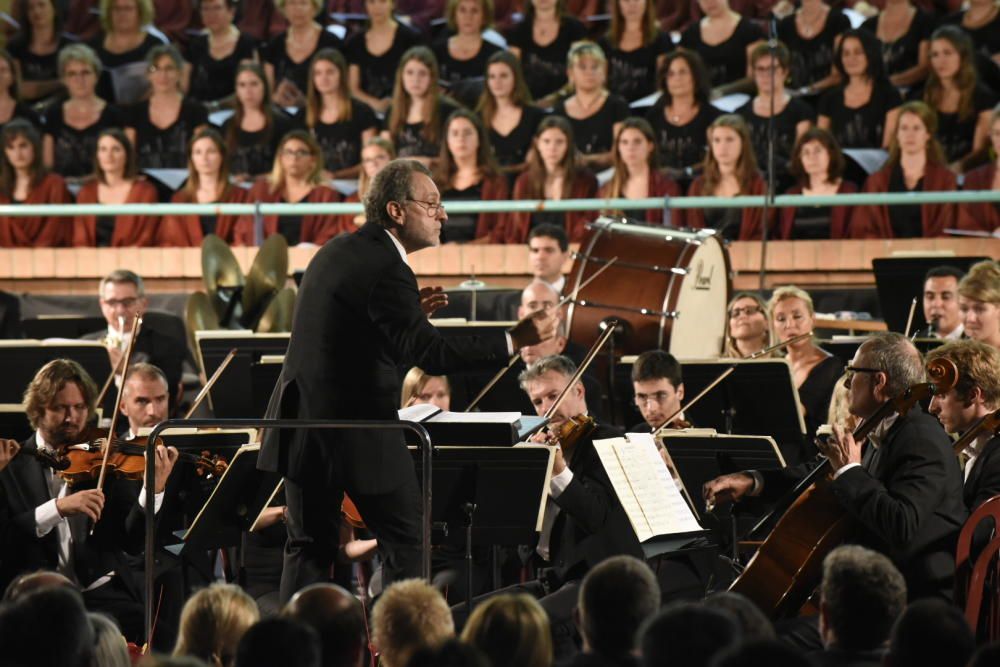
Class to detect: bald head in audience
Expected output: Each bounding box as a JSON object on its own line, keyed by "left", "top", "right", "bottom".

{"left": 284, "top": 583, "right": 366, "bottom": 667}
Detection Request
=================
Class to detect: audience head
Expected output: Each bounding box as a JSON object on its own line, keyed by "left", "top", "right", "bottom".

{"left": 146, "top": 44, "right": 184, "bottom": 94}
{"left": 479, "top": 50, "right": 533, "bottom": 116}
{"left": 926, "top": 25, "right": 977, "bottom": 117}
{"left": 173, "top": 583, "right": 260, "bottom": 667}
{"left": 98, "top": 268, "right": 148, "bottom": 332}
{"left": 14, "top": 0, "right": 65, "bottom": 46}
{"left": 609, "top": 0, "right": 657, "bottom": 46}
{"left": 789, "top": 127, "right": 844, "bottom": 188}
{"left": 703, "top": 114, "right": 757, "bottom": 194}
{"left": 709, "top": 639, "right": 814, "bottom": 667}
{"left": 270, "top": 129, "right": 324, "bottom": 190}
{"left": 199, "top": 0, "right": 238, "bottom": 33}
{"left": 359, "top": 136, "right": 396, "bottom": 197}
{"left": 59, "top": 43, "right": 102, "bottom": 99}
{"left": 631, "top": 350, "right": 684, "bottom": 428}
{"left": 99, "top": 0, "right": 153, "bottom": 34}
{"left": 578, "top": 555, "right": 661, "bottom": 658}
{"left": 2, "top": 570, "right": 77, "bottom": 602}
{"left": 91, "top": 612, "right": 132, "bottom": 667}
{"left": 749, "top": 40, "right": 790, "bottom": 97}
{"left": 23, "top": 358, "right": 98, "bottom": 445}
{"left": 518, "top": 354, "right": 587, "bottom": 428}
{"left": 640, "top": 602, "right": 741, "bottom": 667}
{"left": 701, "top": 593, "right": 774, "bottom": 641}
{"left": 438, "top": 108, "right": 498, "bottom": 182}
{"left": 526, "top": 116, "right": 579, "bottom": 197}
{"left": 0, "top": 586, "right": 94, "bottom": 667}
{"left": 284, "top": 583, "right": 366, "bottom": 667}
{"left": 233, "top": 62, "right": 272, "bottom": 115}
{"left": 407, "top": 639, "right": 488, "bottom": 667}
{"left": 923, "top": 265, "right": 966, "bottom": 337}
{"left": 460, "top": 594, "right": 551, "bottom": 667}
{"left": 889, "top": 101, "right": 945, "bottom": 166}
{"left": 93, "top": 127, "right": 138, "bottom": 184}
{"left": 185, "top": 127, "right": 232, "bottom": 201}
{"left": 725, "top": 292, "right": 773, "bottom": 358}
{"left": 768, "top": 285, "right": 816, "bottom": 351}
{"left": 958, "top": 260, "right": 1000, "bottom": 348}
{"left": 818, "top": 545, "right": 906, "bottom": 652}
{"left": 565, "top": 40, "right": 607, "bottom": 94}
{"left": 275, "top": 0, "right": 323, "bottom": 24}
{"left": 885, "top": 599, "right": 974, "bottom": 667}
{"left": 446, "top": 0, "right": 492, "bottom": 34}
{"left": 0, "top": 49, "right": 16, "bottom": 100}
{"left": 834, "top": 28, "right": 885, "bottom": 83}
{"left": 525, "top": 0, "right": 566, "bottom": 20}
{"left": 527, "top": 224, "right": 569, "bottom": 285}
{"left": 389, "top": 47, "right": 443, "bottom": 143}
{"left": 608, "top": 117, "right": 659, "bottom": 196}
{"left": 120, "top": 362, "right": 170, "bottom": 430}
{"left": 848, "top": 333, "right": 924, "bottom": 418}
{"left": 364, "top": 158, "right": 443, "bottom": 253}
{"left": 657, "top": 48, "right": 711, "bottom": 108}
{"left": 1, "top": 118, "right": 46, "bottom": 195}
{"left": 306, "top": 48, "right": 351, "bottom": 127}
{"left": 370, "top": 578, "right": 454, "bottom": 667}
{"left": 401, "top": 367, "right": 451, "bottom": 411}
{"left": 234, "top": 617, "right": 321, "bottom": 667}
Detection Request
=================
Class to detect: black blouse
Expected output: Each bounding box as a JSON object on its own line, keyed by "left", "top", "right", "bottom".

{"left": 645, "top": 101, "right": 721, "bottom": 171}
{"left": 42, "top": 103, "right": 127, "bottom": 178}
{"left": 818, "top": 81, "right": 902, "bottom": 149}
{"left": 908, "top": 84, "right": 998, "bottom": 163}
{"left": 506, "top": 16, "right": 588, "bottom": 100}
{"left": 343, "top": 23, "right": 423, "bottom": 101}
{"left": 861, "top": 10, "right": 934, "bottom": 79}
{"left": 388, "top": 98, "right": 459, "bottom": 159}
{"left": 294, "top": 98, "right": 379, "bottom": 173}
{"left": 737, "top": 97, "right": 815, "bottom": 188}
{"left": 597, "top": 31, "right": 673, "bottom": 102}
{"left": 440, "top": 182, "right": 482, "bottom": 242}
{"left": 797, "top": 354, "right": 845, "bottom": 441}
{"left": 552, "top": 93, "right": 630, "bottom": 156}
{"left": 777, "top": 10, "right": 852, "bottom": 90}
{"left": 0, "top": 102, "right": 43, "bottom": 134}
{"left": 942, "top": 9, "right": 1000, "bottom": 61}
{"left": 126, "top": 98, "right": 209, "bottom": 169}
{"left": 487, "top": 104, "right": 547, "bottom": 168}
{"left": 791, "top": 204, "right": 834, "bottom": 240}
{"left": 7, "top": 34, "right": 76, "bottom": 101}
{"left": 223, "top": 109, "right": 299, "bottom": 177}
{"left": 432, "top": 35, "right": 502, "bottom": 85}
{"left": 91, "top": 32, "right": 168, "bottom": 105}
{"left": 187, "top": 32, "right": 261, "bottom": 103}
{"left": 264, "top": 29, "right": 343, "bottom": 97}
{"left": 679, "top": 18, "right": 764, "bottom": 89}
{"left": 887, "top": 163, "right": 925, "bottom": 238}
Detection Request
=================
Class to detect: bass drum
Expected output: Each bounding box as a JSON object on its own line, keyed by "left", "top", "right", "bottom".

{"left": 566, "top": 219, "right": 731, "bottom": 358}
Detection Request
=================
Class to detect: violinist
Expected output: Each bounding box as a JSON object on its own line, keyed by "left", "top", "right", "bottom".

{"left": 926, "top": 341, "right": 1000, "bottom": 516}
{"left": 118, "top": 362, "right": 169, "bottom": 436}
{"left": 704, "top": 333, "right": 966, "bottom": 601}
{"left": 627, "top": 350, "right": 687, "bottom": 433}
{"left": 0, "top": 358, "right": 178, "bottom": 641}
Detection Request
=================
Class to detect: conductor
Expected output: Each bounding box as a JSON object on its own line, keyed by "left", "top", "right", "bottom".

{"left": 260, "top": 159, "right": 557, "bottom": 601}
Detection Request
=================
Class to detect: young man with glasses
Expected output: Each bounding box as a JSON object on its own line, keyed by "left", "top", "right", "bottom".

{"left": 628, "top": 349, "right": 686, "bottom": 432}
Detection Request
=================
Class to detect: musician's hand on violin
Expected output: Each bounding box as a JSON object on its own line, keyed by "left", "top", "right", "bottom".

{"left": 509, "top": 308, "right": 558, "bottom": 349}
{"left": 702, "top": 473, "right": 755, "bottom": 510}
{"left": 419, "top": 286, "right": 449, "bottom": 317}
{"left": 0, "top": 439, "right": 20, "bottom": 472}
{"left": 149, "top": 444, "right": 180, "bottom": 494}
{"left": 819, "top": 425, "right": 862, "bottom": 471}
{"left": 552, "top": 444, "right": 567, "bottom": 475}
{"left": 56, "top": 489, "right": 105, "bottom": 522}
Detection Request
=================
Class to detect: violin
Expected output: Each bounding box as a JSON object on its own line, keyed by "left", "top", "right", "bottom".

{"left": 546, "top": 414, "right": 596, "bottom": 450}
{"left": 341, "top": 494, "right": 365, "bottom": 529}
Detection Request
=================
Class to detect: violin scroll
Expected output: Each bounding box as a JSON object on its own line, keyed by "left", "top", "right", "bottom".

{"left": 926, "top": 357, "right": 959, "bottom": 395}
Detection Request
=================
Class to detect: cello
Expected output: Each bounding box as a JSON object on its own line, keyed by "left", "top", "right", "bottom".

{"left": 727, "top": 357, "right": 959, "bottom": 618}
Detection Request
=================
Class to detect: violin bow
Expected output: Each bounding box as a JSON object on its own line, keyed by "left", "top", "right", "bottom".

{"left": 543, "top": 319, "right": 618, "bottom": 422}
{"left": 903, "top": 297, "right": 918, "bottom": 338}
{"left": 747, "top": 330, "right": 813, "bottom": 359}
{"left": 464, "top": 257, "right": 619, "bottom": 412}
{"left": 95, "top": 313, "right": 144, "bottom": 497}
{"left": 651, "top": 364, "right": 737, "bottom": 439}
{"left": 183, "top": 348, "right": 238, "bottom": 419}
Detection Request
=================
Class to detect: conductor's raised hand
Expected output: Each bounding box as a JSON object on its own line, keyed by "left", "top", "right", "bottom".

{"left": 419, "top": 286, "right": 449, "bottom": 317}
{"left": 509, "top": 308, "right": 558, "bottom": 350}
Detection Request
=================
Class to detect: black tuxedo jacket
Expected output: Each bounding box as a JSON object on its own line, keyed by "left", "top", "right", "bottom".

{"left": 964, "top": 436, "right": 1000, "bottom": 512}
{"left": 0, "top": 435, "right": 148, "bottom": 593}
{"left": 761, "top": 408, "right": 967, "bottom": 600}
{"left": 549, "top": 423, "right": 644, "bottom": 582}
{"left": 259, "top": 223, "right": 509, "bottom": 493}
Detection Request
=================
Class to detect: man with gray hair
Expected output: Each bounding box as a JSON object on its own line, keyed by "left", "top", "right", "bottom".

{"left": 260, "top": 159, "right": 557, "bottom": 601}
{"left": 704, "top": 332, "right": 966, "bottom": 600}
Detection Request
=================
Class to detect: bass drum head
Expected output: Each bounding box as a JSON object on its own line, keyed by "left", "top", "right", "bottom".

{"left": 667, "top": 235, "right": 729, "bottom": 359}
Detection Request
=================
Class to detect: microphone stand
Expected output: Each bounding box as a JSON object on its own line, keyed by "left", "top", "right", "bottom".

{"left": 758, "top": 16, "right": 778, "bottom": 293}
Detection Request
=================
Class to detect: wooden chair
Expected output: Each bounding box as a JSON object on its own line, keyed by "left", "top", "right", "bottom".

{"left": 956, "top": 495, "right": 1000, "bottom": 641}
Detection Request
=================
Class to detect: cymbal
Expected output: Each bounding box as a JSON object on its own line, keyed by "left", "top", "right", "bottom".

{"left": 202, "top": 234, "right": 244, "bottom": 299}
{"left": 256, "top": 287, "right": 296, "bottom": 333}
{"left": 185, "top": 291, "right": 222, "bottom": 366}
{"left": 243, "top": 234, "right": 289, "bottom": 314}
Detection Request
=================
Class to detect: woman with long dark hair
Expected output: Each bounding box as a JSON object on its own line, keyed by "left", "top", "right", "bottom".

{"left": 476, "top": 51, "right": 545, "bottom": 175}
{"left": 187, "top": 0, "right": 261, "bottom": 105}
{"left": 678, "top": 0, "right": 764, "bottom": 97}
{"left": 263, "top": 0, "right": 342, "bottom": 108}
{"left": 597, "top": 0, "right": 670, "bottom": 102}
{"left": 599, "top": 117, "right": 680, "bottom": 225}
{"left": 506, "top": 0, "right": 587, "bottom": 106}
{"left": 383, "top": 46, "right": 459, "bottom": 164}
{"left": 223, "top": 62, "right": 298, "bottom": 184}
{"left": 432, "top": 0, "right": 502, "bottom": 107}
{"left": 776, "top": 0, "right": 850, "bottom": 97}
{"left": 0, "top": 50, "right": 41, "bottom": 131}
{"left": 780, "top": 127, "right": 857, "bottom": 239}
{"left": 860, "top": 0, "right": 932, "bottom": 88}
{"left": 7, "top": 0, "right": 75, "bottom": 104}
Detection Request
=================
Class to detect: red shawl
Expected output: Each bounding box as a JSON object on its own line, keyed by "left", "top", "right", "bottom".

{"left": 848, "top": 161, "right": 958, "bottom": 238}
{"left": 598, "top": 169, "right": 682, "bottom": 226}
{"left": 684, "top": 174, "right": 771, "bottom": 239}
{"left": 778, "top": 180, "right": 858, "bottom": 240}
{"left": 0, "top": 173, "right": 74, "bottom": 247}
{"left": 959, "top": 163, "right": 999, "bottom": 234}
{"left": 157, "top": 186, "right": 250, "bottom": 247}
{"left": 223, "top": 179, "right": 347, "bottom": 245}
{"left": 72, "top": 178, "right": 160, "bottom": 247}
{"left": 503, "top": 169, "right": 599, "bottom": 243}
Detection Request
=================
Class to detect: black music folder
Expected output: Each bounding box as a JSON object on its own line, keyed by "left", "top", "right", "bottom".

{"left": 0, "top": 340, "right": 112, "bottom": 404}
{"left": 872, "top": 255, "right": 988, "bottom": 334}
{"left": 398, "top": 404, "right": 548, "bottom": 446}
{"left": 195, "top": 331, "right": 290, "bottom": 418}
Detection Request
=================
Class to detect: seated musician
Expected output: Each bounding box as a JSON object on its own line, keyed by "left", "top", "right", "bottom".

{"left": 0, "top": 359, "right": 178, "bottom": 641}
{"left": 528, "top": 224, "right": 571, "bottom": 296}
{"left": 921, "top": 265, "right": 965, "bottom": 340}
{"left": 81, "top": 270, "right": 185, "bottom": 414}
{"left": 926, "top": 341, "right": 1000, "bottom": 517}
{"left": 628, "top": 350, "right": 686, "bottom": 432}
{"left": 401, "top": 367, "right": 451, "bottom": 411}
{"left": 704, "top": 332, "right": 967, "bottom": 601}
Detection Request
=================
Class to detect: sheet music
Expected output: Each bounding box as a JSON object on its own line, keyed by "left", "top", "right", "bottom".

{"left": 397, "top": 404, "right": 440, "bottom": 422}
{"left": 594, "top": 433, "right": 702, "bottom": 542}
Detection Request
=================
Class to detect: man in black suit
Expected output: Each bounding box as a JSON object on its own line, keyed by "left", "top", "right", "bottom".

{"left": 0, "top": 358, "right": 178, "bottom": 640}
{"left": 926, "top": 340, "right": 1000, "bottom": 519}
{"left": 704, "top": 332, "right": 967, "bottom": 601}
{"left": 259, "top": 159, "right": 556, "bottom": 602}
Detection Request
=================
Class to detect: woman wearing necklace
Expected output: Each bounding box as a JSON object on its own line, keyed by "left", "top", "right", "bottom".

{"left": 860, "top": 0, "right": 933, "bottom": 88}
{"left": 776, "top": 0, "right": 850, "bottom": 98}
{"left": 432, "top": 0, "right": 502, "bottom": 108}
{"left": 551, "top": 41, "right": 629, "bottom": 171}
{"left": 263, "top": 0, "right": 342, "bottom": 108}
{"left": 645, "top": 48, "right": 720, "bottom": 188}
{"left": 187, "top": 0, "right": 260, "bottom": 106}
{"left": 679, "top": 0, "right": 764, "bottom": 98}
{"left": 597, "top": 0, "right": 671, "bottom": 103}
{"left": 345, "top": 0, "right": 423, "bottom": 115}
{"left": 7, "top": 0, "right": 75, "bottom": 105}
{"left": 476, "top": 51, "right": 545, "bottom": 176}
{"left": 507, "top": 0, "right": 587, "bottom": 106}
{"left": 779, "top": 128, "right": 857, "bottom": 240}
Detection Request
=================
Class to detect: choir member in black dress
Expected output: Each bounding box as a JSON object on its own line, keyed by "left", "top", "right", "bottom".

{"left": 7, "top": 0, "right": 74, "bottom": 104}
{"left": 597, "top": 0, "right": 671, "bottom": 103}
{"left": 912, "top": 26, "right": 996, "bottom": 173}
{"left": 769, "top": 285, "right": 845, "bottom": 443}
{"left": 298, "top": 48, "right": 378, "bottom": 179}
{"left": 942, "top": 0, "right": 1000, "bottom": 67}
{"left": 477, "top": 50, "right": 545, "bottom": 175}
{"left": 598, "top": 117, "right": 682, "bottom": 226}
{"left": 124, "top": 45, "right": 208, "bottom": 170}
{"left": 551, "top": 41, "right": 629, "bottom": 170}
{"left": 345, "top": 0, "right": 423, "bottom": 115}
{"left": 645, "top": 48, "right": 719, "bottom": 187}
{"left": 679, "top": 0, "right": 764, "bottom": 97}
{"left": 43, "top": 44, "right": 126, "bottom": 182}
{"left": 383, "top": 46, "right": 459, "bottom": 164}
{"left": 506, "top": 0, "right": 587, "bottom": 106}
{"left": 432, "top": 0, "right": 502, "bottom": 108}
{"left": 0, "top": 50, "right": 41, "bottom": 132}
{"left": 91, "top": 0, "right": 168, "bottom": 105}
{"left": 263, "top": 0, "right": 342, "bottom": 108}
{"left": 435, "top": 109, "right": 510, "bottom": 242}
{"left": 780, "top": 127, "right": 857, "bottom": 240}
{"left": 958, "top": 108, "right": 1000, "bottom": 235}
{"left": 776, "top": 0, "right": 850, "bottom": 97}
{"left": 861, "top": 0, "right": 932, "bottom": 88}
{"left": 223, "top": 62, "right": 298, "bottom": 184}
{"left": 736, "top": 41, "right": 815, "bottom": 192}
{"left": 818, "top": 28, "right": 902, "bottom": 150}
{"left": 186, "top": 0, "right": 261, "bottom": 106}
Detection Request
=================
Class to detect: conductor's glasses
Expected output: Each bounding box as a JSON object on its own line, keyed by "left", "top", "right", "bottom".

{"left": 407, "top": 198, "right": 445, "bottom": 217}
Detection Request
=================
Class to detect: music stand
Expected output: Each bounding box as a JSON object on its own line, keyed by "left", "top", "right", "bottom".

{"left": 20, "top": 316, "right": 106, "bottom": 340}
{"left": 0, "top": 340, "right": 112, "bottom": 403}
{"left": 872, "top": 256, "right": 988, "bottom": 335}
{"left": 679, "top": 359, "right": 806, "bottom": 465}
{"left": 0, "top": 404, "right": 30, "bottom": 441}
{"left": 195, "top": 331, "right": 290, "bottom": 418}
